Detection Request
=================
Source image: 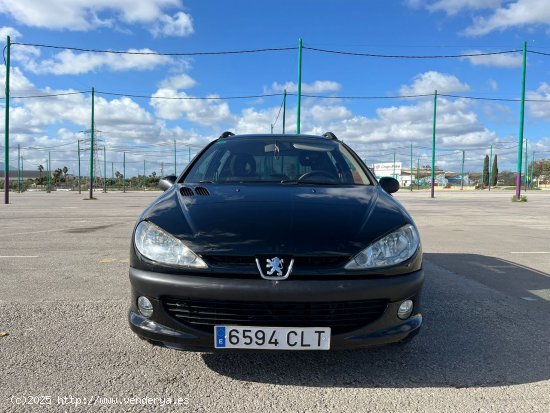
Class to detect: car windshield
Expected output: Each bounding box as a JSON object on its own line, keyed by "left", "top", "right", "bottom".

{"left": 184, "top": 137, "right": 372, "bottom": 185}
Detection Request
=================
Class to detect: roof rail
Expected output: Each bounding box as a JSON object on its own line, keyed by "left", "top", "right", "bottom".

{"left": 219, "top": 131, "right": 235, "bottom": 139}
{"left": 322, "top": 132, "right": 338, "bottom": 140}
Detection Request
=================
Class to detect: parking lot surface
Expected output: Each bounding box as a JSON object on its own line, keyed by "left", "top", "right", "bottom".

{"left": 1, "top": 190, "right": 549, "bottom": 412}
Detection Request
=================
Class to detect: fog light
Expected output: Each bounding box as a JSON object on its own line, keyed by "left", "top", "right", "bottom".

{"left": 137, "top": 296, "right": 153, "bottom": 318}
{"left": 397, "top": 300, "right": 413, "bottom": 320}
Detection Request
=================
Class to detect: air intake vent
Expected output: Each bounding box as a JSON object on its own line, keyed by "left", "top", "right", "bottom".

{"left": 194, "top": 186, "right": 210, "bottom": 196}
{"left": 163, "top": 298, "right": 389, "bottom": 334}
{"left": 180, "top": 187, "right": 194, "bottom": 197}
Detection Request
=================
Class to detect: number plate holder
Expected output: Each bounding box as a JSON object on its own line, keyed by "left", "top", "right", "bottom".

{"left": 214, "top": 326, "right": 331, "bottom": 350}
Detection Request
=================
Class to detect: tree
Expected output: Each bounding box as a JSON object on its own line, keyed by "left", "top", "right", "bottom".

{"left": 482, "top": 155, "right": 489, "bottom": 187}
{"left": 533, "top": 159, "right": 550, "bottom": 180}
{"left": 62, "top": 166, "right": 69, "bottom": 182}
{"left": 491, "top": 155, "right": 498, "bottom": 187}
{"left": 52, "top": 168, "right": 62, "bottom": 184}
{"left": 38, "top": 165, "right": 44, "bottom": 183}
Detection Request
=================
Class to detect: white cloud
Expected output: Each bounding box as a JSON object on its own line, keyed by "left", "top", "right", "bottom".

{"left": 0, "top": 65, "right": 37, "bottom": 94}
{"left": 16, "top": 49, "right": 172, "bottom": 75}
{"left": 231, "top": 95, "right": 493, "bottom": 158}
{"left": 309, "top": 104, "right": 352, "bottom": 122}
{"left": 400, "top": 71, "right": 470, "bottom": 95}
{"left": 488, "top": 79, "right": 498, "bottom": 91}
{"left": 0, "top": 26, "right": 21, "bottom": 40}
{"left": 425, "top": 0, "right": 502, "bottom": 15}
{"left": 526, "top": 82, "right": 550, "bottom": 119}
{"left": 462, "top": 50, "right": 522, "bottom": 68}
{"left": 235, "top": 107, "right": 282, "bottom": 135}
{"left": 0, "top": 0, "right": 193, "bottom": 36}
{"left": 159, "top": 73, "right": 196, "bottom": 90}
{"left": 268, "top": 81, "right": 341, "bottom": 94}
{"left": 464, "top": 0, "right": 550, "bottom": 36}
{"left": 150, "top": 88, "right": 233, "bottom": 125}
{"left": 151, "top": 11, "right": 194, "bottom": 37}
{"left": 0, "top": 66, "right": 159, "bottom": 143}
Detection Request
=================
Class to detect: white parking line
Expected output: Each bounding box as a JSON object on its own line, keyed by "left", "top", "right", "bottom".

{"left": 0, "top": 256, "right": 39, "bottom": 258}
{"left": 529, "top": 289, "right": 550, "bottom": 301}
{"left": 3, "top": 228, "right": 69, "bottom": 236}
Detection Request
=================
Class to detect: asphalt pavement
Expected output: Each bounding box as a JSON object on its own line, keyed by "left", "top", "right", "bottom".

{"left": 0, "top": 189, "right": 549, "bottom": 412}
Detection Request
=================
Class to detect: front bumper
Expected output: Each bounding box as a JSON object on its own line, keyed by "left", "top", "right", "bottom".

{"left": 128, "top": 267, "right": 424, "bottom": 351}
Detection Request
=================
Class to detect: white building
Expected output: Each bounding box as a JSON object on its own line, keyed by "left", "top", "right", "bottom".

{"left": 372, "top": 162, "right": 415, "bottom": 187}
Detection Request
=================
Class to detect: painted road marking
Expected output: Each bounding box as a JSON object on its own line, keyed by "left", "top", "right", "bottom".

{"left": 528, "top": 289, "right": 550, "bottom": 301}
{"left": 3, "top": 228, "right": 72, "bottom": 236}
{"left": 0, "top": 256, "right": 39, "bottom": 258}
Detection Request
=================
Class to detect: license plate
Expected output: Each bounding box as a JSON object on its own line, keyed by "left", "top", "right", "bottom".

{"left": 214, "top": 326, "right": 331, "bottom": 350}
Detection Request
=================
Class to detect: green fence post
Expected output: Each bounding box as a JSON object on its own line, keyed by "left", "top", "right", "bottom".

{"left": 77, "top": 140, "right": 81, "bottom": 194}
{"left": 489, "top": 145, "right": 493, "bottom": 191}
{"left": 296, "top": 38, "right": 303, "bottom": 134}
{"left": 410, "top": 144, "right": 413, "bottom": 191}
{"left": 431, "top": 90, "right": 437, "bottom": 198}
{"left": 89, "top": 88, "right": 95, "bottom": 199}
{"left": 461, "top": 150, "right": 465, "bottom": 190}
{"left": 417, "top": 159, "right": 420, "bottom": 190}
{"left": 174, "top": 139, "right": 176, "bottom": 176}
{"left": 4, "top": 35, "right": 10, "bottom": 204}
{"left": 17, "top": 143, "right": 20, "bottom": 193}
{"left": 103, "top": 146, "right": 106, "bottom": 193}
{"left": 515, "top": 41, "right": 527, "bottom": 200}
{"left": 282, "top": 89, "right": 287, "bottom": 134}
{"left": 123, "top": 152, "right": 126, "bottom": 193}
{"left": 531, "top": 151, "right": 535, "bottom": 187}
{"left": 525, "top": 139, "right": 529, "bottom": 191}
{"left": 47, "top": 151, "right": 51, "bottom": 193}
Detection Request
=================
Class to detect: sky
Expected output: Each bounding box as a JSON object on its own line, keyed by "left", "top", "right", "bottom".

{"left": 2, "top": 0, "right": 550, "bottom": 178}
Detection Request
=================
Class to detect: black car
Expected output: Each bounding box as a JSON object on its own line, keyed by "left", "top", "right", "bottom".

{"left": 129, "top": 132, "right": 423, "bottom": 351}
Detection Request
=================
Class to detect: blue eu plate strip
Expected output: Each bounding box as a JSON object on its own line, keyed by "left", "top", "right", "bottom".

{"left": 216, "top": 326, "right": 226, "bottom": 347}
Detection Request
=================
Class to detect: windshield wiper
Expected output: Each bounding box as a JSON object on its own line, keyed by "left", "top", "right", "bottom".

{"left": 198, "top": 180, "right": 214, "bottom": 183}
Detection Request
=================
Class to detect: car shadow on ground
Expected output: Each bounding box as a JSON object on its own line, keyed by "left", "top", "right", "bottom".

{"left": 202, "top": 255, "right": 550, "bottom": 388}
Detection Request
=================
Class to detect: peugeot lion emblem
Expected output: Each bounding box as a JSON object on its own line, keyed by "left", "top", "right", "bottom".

{"left": 256, "top": 256, "right": 294, "bottom": 280}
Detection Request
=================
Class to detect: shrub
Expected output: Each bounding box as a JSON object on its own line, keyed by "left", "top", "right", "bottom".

{"left": 511, "top": 195, "right": 528, "bottom": 202}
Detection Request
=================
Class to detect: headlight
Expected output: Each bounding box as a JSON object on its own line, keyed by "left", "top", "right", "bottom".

{"left": 345, "top": 224, "right": 420, "bottom": 270}
{"left": 134, "top": 221, "right": 207, "bottom": 269}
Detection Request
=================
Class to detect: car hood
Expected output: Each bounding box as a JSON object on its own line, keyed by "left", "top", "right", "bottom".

{"left": 142, "top": 184, "right": 409, "bottom": 257}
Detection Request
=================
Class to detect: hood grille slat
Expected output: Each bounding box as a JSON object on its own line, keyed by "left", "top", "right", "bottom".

{"left": 195, "top": 186, "right": 210, "bottom": 196}
{"left": 180, "top": 187, "right": 194, "bottom": 196}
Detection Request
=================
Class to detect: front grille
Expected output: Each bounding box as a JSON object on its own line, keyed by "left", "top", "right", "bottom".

{"left": 204, "top": 255, "right": 349, "bottom": 268}
{"left": 163, "top": 298, "right": 388, "bottom": 334}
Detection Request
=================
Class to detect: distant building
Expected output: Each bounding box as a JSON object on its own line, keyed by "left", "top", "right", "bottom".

{"left": 372, "top": 162, "right": 402, "bottom": 179}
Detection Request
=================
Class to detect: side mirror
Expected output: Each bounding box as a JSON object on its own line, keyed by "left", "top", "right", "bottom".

{"left": 159, "top": 175, "right": 177, "bottom": 191}
{"left": 379, "top": 177, "right": 400, "bottom": 194}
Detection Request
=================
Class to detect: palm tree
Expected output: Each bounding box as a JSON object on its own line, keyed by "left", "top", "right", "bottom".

{"left": 52, "top": 168, "right": 62, "bottom": 185}
{"left": 62, "top": 166, "right": 68, "bottom": 182}
{"left": 38, "top": 164, "right": 44, "bottom": 183}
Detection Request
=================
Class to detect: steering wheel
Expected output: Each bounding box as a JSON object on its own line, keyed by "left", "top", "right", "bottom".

{"left": 297, "top": 170, "right": 338, "bottom": 183}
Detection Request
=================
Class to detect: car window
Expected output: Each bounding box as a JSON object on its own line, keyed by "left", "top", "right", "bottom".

{"left": 184, "top": 138, "right": 372, "bottom": 185}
